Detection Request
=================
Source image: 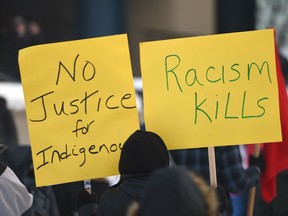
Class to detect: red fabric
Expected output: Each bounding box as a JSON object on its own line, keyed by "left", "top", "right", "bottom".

{"left": 260, "top": 42, "right": 288, "bottom": 203}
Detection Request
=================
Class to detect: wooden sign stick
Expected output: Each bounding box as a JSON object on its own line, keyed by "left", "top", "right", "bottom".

{"left": 246, "top": 144, "right": 261, "bottom": 216}
{"left": 208, "top": 146, "right": 218, "bottom": 188}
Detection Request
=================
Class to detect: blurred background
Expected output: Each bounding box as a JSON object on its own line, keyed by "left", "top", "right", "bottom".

{"left": 0, "top": 0, "right": 287, "bottom": 146}
{"left": 1, "top": 1, "right": 288, "bottom": 216}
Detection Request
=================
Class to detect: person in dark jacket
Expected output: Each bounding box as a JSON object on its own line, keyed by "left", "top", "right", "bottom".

{"left": 4, "top": 145, "right": 60, "bottom": 216}
{"left": 96, "top": 130, "right": 170, "bottom": 216}
{"left": 129, "top": 166, "right": 218, "bottom": 216}
{"left": 170, "top": 146, "right": 262, "bottom": 216}
{"left": 0, "top": 144, "right": 34, "bottom": 216}
{"left": 0, "top": 97, "right": 19, "bottom": 147}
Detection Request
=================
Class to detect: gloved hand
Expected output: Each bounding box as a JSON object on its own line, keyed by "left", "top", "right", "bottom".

{"left": 75, "top": 189, "right": 98, "bottom": 211}
{"left": 215, "top": 185, "right": 228, "bottom": 214}
{"left": 249, "top": 151, "right": 265, "bottom": 172}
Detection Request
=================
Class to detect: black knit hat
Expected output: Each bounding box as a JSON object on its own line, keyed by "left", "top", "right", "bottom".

{"left": 119, "top": 130, "right": 169, "bottom": 175}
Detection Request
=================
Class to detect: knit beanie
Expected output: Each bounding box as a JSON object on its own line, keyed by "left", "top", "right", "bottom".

{"left": 119, "top": 130, "right": 169, "bottom": 175}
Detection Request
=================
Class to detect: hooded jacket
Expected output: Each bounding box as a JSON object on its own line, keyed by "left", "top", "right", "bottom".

{"left": 96, "top": 130, "right": 169, "bottom": 216}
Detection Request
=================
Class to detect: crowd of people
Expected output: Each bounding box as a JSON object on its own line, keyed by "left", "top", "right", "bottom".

{"left": 1, "top": 128, "right": 283, "bottom": 216}
{"left": 1, "top": 13, "right": 288, "bottom": 216}
{"left": 0, "top": 52, "right": 287, "bottom": 215}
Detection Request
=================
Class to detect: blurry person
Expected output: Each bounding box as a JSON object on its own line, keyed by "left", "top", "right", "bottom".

{"left": 4, "top": 145, "right": 60, "bottom": 216}
{"left": 254, "top": 49, "right": 288, "bottom": 216}
{"left": 129, "top": 167, "right": 218, "bottom": 216}
{"left": 28, "top": 21, "right": 46, "bottom": 45}
{"left": 0, "top": 97, "right": 19, "bottom": 147}
{"left": 96, "top": 130, "right": 170, "bottom": 216}
{"left": 0, "top": 144, "right": 34, "bottom": 216}
{"left": 170, "top": 145, "right": 262, "bottom": 216}
{"left": 1, "top": 16, "right": 31, "bottom": 81}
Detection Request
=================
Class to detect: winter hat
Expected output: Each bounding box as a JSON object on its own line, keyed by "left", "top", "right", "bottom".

{"left": 138, "top": 167, "right": 208, "bottom": 216}
{"left": 119, "top": 130, "right": 169, "bottom": 175}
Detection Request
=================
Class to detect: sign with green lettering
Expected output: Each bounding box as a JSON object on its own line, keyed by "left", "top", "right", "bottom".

{"left": 140, "top": 29, "right": 281, "bottom": 149}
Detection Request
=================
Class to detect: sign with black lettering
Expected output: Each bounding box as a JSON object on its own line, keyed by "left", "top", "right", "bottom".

{"left": 19, "top": 34, "right": 139, "bottom": 186}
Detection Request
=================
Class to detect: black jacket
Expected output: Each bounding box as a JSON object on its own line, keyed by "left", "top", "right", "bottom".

{"left": 96, "top": 130, "right": 170, "bottom": 216}
{"left": 96, "top": 173, "right": 149, "bottom": 216}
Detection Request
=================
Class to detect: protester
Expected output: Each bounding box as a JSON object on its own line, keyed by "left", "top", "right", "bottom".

{"left": 253, "top": 49, "right": 288, "bottom": 216}
{"left": 0, "top": 144, "right": 34, "bottom": 216}
{"left": 1, "top": 16, "right": 31, "bottom": 81}
{"left": 96, "top": 130, "right": 170, "bottom": 216}
{"left": 170, "top": 145, "right": 263, "bottom": 216}
{"left": 128, "top": 166, "right": 218, "bottom": 216}
{"left": 28, "top": 21, "right": 46, "bottom": 45}
{"left": 4, "top": 145, "right": 60, "bottom": 216}
{"left": 255, "top": 169, "right": 288, "bottom": 216}
{"left": 0, "top": 97, "right": 19, "bottom": 147}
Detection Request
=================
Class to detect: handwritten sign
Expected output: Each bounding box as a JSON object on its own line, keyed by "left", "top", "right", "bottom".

{"left": 140, "top": 29, "right": 282, "bottom": 150}
{"left": 19, "top": 34, "right": 139, "bottom": 186}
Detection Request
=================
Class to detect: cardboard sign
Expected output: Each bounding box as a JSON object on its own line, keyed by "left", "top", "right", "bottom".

{"left": 140, "top": 29, "right": 282, "bottom": 150}
{"left": 19, "top": 34, "right": 139, "bottom": 186}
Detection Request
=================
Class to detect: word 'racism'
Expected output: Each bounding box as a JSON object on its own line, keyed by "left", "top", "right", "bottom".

{"left": 165, "top": 54, "right": 272, "bottom": 124}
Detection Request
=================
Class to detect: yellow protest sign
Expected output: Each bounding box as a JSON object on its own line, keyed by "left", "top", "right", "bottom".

{"left": 19, "top": 34, "right": 139, "bottom": 186}
{"left": 140, "top": 29, "right": 281, "bottom": 150}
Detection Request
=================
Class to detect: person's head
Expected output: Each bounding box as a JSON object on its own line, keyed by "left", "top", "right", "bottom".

{"left": 119, "top": 130, "right": 169, "bottom": 175}
{"left": 12, "top": 16, "right": 27, "bottom": 36}
{"left": 129, "top": 167, "right": 218, "bottom": 216}
{"left": 29, "top": 21, "right": 41, "bottom": 35}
